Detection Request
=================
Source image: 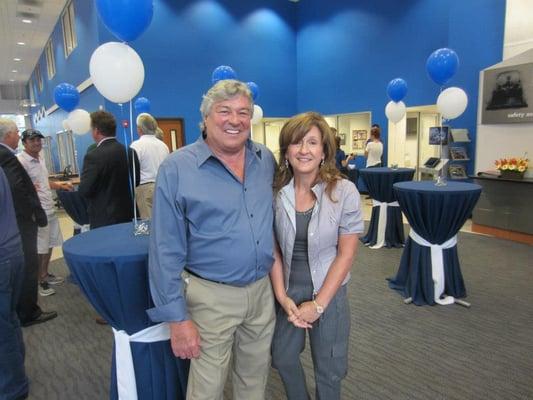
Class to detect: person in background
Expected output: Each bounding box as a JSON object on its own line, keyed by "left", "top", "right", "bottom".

{"left": 78, "top": 110, "right": 138, "bottom": 229}
{"left": 365, "top": 124, "right": 383, "bottom": 167}
{"left": 0, "top": 167, "right": 29, "bottom": 400}
{"left": 18, "top": 129, "right": 73, "bottom": 297}
{"left": 332, "top": 129, "right": 355, "bottom": 173}
{"left": 130, "top": 113, "right": 169, "bottom": 220}
{"left": 271, "top": 111, "right": 363, "bottom": 400}
{"left": 148, "top": 80, "right": 276, "bottom": 399}
{"left": 0, "top": 118, "right": 57, "bottom": 327}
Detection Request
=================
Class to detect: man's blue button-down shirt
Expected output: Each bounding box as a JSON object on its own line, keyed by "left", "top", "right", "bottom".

{"left": 147, "top": 136, "right": 276, "bottom": 322}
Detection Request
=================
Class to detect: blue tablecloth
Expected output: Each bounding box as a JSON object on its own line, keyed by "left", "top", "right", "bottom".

{"left": 388, "top": 181, "right": 482, "bottom": 305}
{"left": 62, "top": 222, "right": 188, "bottom": 399}
{"left": 359, "top": 168, "right": 415, "bottom": 248}
{"left": 57, "top": 190, "right": 89, "bottom": 226}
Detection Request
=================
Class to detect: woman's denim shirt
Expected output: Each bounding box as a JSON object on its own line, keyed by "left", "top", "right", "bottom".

{"left": 274, "top": 178, "right": 364, "bottom": 292}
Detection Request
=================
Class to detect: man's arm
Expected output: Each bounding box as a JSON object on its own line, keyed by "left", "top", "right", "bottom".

{"left": 78, "top": 151, "right": 99, "bottom": 198}
{"left": 2, "top": 155, "right": 47, "bottom": 226}
{"left": 146, "top": 158, "right": 201, "bottom": 358}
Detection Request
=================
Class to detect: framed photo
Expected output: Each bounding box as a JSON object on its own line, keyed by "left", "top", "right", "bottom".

{"left": 339, "top": 133, "right": 346, "bottom": 145}
{"left": 449, "top": 147, "right": 469, "bottom": 160}
{"left": 448, "top": 164, "right": 467, "bottom": 179}
{"left": 482, "top": 62, "right": 533, "bottom": 124}
{"left": 428, "top": 126, "right": 449, "bottom": 145}
{"left": 352, "top": 130, "right": 367, "bottom": 151}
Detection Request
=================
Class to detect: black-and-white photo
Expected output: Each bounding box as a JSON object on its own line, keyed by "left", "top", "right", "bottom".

{"left": 428, "top": 126, "right": 449, "bottom": 145}
{"left": 482, "top": 62, "right": 533, "bottom": 124}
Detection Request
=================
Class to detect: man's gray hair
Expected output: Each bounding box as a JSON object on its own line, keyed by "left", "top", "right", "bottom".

{"left": 136, "top": 113, "right": 158, "bottom": 135}
{"left": 199, "top": 79, "right": 253, "bottom": 132}
{"left": 0, "top": 118, "right": 17, "bottom": 142}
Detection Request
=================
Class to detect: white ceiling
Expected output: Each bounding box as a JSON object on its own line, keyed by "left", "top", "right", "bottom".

{"left": 0, "top": 0, "right": 67, "bottom": 113}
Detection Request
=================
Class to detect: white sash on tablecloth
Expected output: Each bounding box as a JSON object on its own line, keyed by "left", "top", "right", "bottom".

{"left": 408, "top": 230, "right": 457, "bottom": 305}
{"left": 112, "top": 322, "right": 171, "bottom": 400}
{"left": 369, "top": 199, "right": 399, "bottom": 249}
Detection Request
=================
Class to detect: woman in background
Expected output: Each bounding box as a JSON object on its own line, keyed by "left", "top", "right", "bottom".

{"left": 365, "top": 125, "right": 383, "bottom": 167}
{"left": 270, "top": 112, "right": 364, "bottom": 400}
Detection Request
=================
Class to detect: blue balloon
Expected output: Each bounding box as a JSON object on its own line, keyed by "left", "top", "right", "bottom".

{"left": 247, "top": 82, "right": 259, "bottom": 101}
{"left": 387, "top": 78, "right": 408, "bottom": 102}
{"left": 54, "top": 83, "right": 79, "bottom": 112}
{"left": 426, "top": 48, "right": 459, "bottom": 85}
{"left": 212, "top": 66, "right": 237, "bottom": 84}
{"left": 134, "top": 97, "right": 150, "bottom": 114}
{"left": 96, "top": 0, "right": 153, "bottom": 42}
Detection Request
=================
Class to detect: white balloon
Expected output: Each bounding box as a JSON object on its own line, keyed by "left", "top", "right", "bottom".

{"left": 62, "top": 119, "right": 70, "bottom": 130}
{"left": 251, "top": 104, "right": 263, "bottom": 124}
{"left": 437, "top": 87, "right": 468, "bottom": 120}
{"left": 89, "top": 42, "right": 145, "bottom": 104}
{"left": 67, "top": 109, "right": 91, "bottom": 135}
{"left": 385, "top": 101, "right": 406, "bottom": 123}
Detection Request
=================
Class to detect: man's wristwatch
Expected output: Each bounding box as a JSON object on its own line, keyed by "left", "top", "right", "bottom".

{"left": 312, "top": 300, "right": 324, "bottom": 315}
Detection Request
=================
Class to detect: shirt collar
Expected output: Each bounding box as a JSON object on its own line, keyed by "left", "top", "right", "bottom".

{"left": 194, "top": 134, "right": 263, "bottom": 167}
{"left": 97, "top": 136, "right": 115, "bottom": 147}
{"left": 279, "top": 178, "right": 325, "bottom": 208}
{"left": 19, "top": 150, "right": 40, "bottom": 162}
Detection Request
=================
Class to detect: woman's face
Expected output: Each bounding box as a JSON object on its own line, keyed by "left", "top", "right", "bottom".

{"left": 286, "top": 125, "right": 324, "bottom": 177}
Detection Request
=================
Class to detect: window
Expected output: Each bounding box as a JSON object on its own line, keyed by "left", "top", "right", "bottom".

{"left": 45, "top": 39, "right": 56, "bottom": 79}
{"left": 61, "top": 1, "right": 77, "bottom": 58}
{"left": 35, "top": 63, "right": 43, "bottom": 92}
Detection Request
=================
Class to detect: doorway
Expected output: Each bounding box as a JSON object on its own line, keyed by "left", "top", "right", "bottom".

{"left": 156, "top": 118, "right": 185, "bottom": 152}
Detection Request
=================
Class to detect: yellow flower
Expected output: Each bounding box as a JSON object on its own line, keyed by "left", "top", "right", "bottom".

{"left": 518, "top": 166, "right": 526, "bottom": 172}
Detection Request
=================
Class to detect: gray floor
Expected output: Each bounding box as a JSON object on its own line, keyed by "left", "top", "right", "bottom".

{"left": 23, "top": 229, "right": 533, "bottom": 400}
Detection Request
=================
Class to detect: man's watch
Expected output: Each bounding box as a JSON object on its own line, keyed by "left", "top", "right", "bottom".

{"left": 312, "top": 300, "right": 324, "bottom": 315}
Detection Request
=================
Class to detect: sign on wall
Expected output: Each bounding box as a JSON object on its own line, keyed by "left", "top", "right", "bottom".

{"left": 481, "top": 62, "right": 533, "bottom": 124}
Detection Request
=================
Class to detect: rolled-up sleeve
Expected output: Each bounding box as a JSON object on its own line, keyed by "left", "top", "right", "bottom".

{"left": 339, "top": 180, "right": 364, "bottom": 235}
{"left": 146, "top": 158, "right": 189, "bottom": 322}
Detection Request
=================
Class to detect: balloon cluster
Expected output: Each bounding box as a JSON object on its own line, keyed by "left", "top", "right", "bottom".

{"left": 90, "top": 0, "right": 153, "bottom": 104}
{"left": 54, "top": 83, "right": 90, "bottom": 135}
{"left": 211, "top": 66, "right": 263, "bottom": 124}
{"left": 426, "top": 48, "right": 468, "bottom": 120}
{"left": 385, "top": 78, "right": 408, "bottom": 123}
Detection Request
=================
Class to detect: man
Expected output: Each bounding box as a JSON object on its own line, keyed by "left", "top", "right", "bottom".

{"left": 0, "top": 118, "right": 57, "bottom": 327}
{"left": 78, "top": 110, "right": 137, "bottom": 229}
{"left": 18, "top": 129, "right": 73, "bottom": 297}
{"left": 130, "top": 113, "right": 169, "bottom": 219}
{"left": 148, "top": 80, "right": 276, "bottom": 399}
{"left": 0, "top": 167, "right": 29, "bottom": 400}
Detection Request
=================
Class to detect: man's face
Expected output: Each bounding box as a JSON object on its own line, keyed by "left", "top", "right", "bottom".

{"left": 23, "top": 136, "right": 43, "bottom": 157}
{"left": 204, "top": 94, "right": 252, "bottom": 155}
{"left": 4, "top": 125, "right": 20, "bottom": 150}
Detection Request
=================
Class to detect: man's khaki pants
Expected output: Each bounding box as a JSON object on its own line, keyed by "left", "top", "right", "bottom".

{"left": 135, "top": 183, "right": 154, "bottom": 220}
{"left": 183, "top": 272, "right": 275, "bottom": 400}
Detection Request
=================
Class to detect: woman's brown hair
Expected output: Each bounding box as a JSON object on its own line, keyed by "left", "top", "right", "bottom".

{"left": 273, "top": 111, "right": 342, "bottom": 200}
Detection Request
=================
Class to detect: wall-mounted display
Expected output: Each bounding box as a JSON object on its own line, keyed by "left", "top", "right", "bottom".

{"left": 482, "top": 62, "right": 533, "bottom": 124}
{"left": 352, "top": 129, "right": 368, "bottom": 151}
{"left": 429, "top": 126, "right": 449, "bottom": 145}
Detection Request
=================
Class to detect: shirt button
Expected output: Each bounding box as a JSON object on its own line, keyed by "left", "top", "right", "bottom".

{"left": 256, "top": 240, "right": 259, "bottom": 244}
{"left": 244, "top": 188, "right": 247, "bottom": 192}
{"left": 250, "top": 214, "right": 253, "bottom": 218}
{"left": 310, "top": 232, "right": 314, "bottom": 236}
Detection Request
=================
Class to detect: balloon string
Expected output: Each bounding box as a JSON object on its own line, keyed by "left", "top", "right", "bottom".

{"left": 129, "top": 99, "right": 138, "bottom": 228}
{"left": 119, "top": 103, "right": 138, "bottom": 229}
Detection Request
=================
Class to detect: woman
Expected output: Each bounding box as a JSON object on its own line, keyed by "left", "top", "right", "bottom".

{"left": 271, "top": 112, "right": 364, "bottom": 399}
{"left": 365, "top": 125, "right": 383, "bottom": 167}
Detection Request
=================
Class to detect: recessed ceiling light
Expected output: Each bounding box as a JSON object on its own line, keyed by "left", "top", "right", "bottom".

{"left": 17, "top": 42, "right": 26, "bottom": 46}
{"left": 12, "top": 69, "right": 18, "bottom": 73}
{"left": 22, "top": 19, "right": 32, "bottom": 24}
{"left": 14, "top": 58, "right": 21, "bottom": 61}
{"left": 9, "top": 79, "right": 15, "bottom": 82}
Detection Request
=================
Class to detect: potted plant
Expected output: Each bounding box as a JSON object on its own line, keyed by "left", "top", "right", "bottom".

{"left": 495, "top": 156, "right": 529, "bottom": 179}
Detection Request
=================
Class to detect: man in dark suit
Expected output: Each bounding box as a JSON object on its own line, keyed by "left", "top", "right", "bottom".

{"left": 78, "top": 110, "right": 137, "bottom": 229}
{"left": 0, "top": 118, "right": 57, "bottom": 327}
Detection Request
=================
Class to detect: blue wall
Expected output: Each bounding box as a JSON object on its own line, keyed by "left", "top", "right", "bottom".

{"left": 296, "top": 0, "right": 505, "bottom": 172}
{"left": 30, "top": 0, "right": 505, "bottom": 175}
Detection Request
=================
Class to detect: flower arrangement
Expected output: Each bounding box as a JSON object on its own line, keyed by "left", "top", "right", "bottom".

{"left": 494, "top": 157, "right": 529, "bottom": 173}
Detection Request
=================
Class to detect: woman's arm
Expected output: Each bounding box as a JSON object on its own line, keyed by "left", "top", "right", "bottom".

{"left": 297, "top": 233, "right": 358, "bottom": 323}
{"left": 270, "top": 237, "right": 311, "bottom": 329}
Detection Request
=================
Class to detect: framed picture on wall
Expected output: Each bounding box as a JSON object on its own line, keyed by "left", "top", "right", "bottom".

{"left": 339, "top": 133, "right": 346, "bottom": 145}
{"left": 352, "top": 130, "right": 367, "bottom": 151}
